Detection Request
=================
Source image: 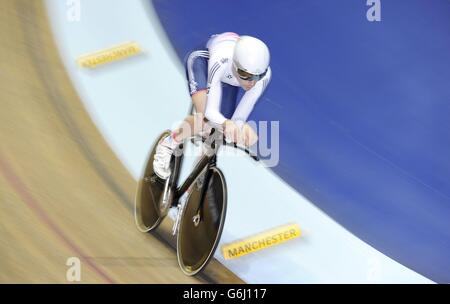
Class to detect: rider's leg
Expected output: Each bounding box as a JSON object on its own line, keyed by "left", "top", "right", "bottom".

{"left": 171, "top": 49, "right": 209, "bottom": 142}
{"left": 153, "top": 50, "right": 209, "bottom": 179}
{"left": 171, "top": 90, "right": 207, "bottom": 143}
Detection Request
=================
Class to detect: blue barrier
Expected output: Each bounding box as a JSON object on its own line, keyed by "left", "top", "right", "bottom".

{"left": 152, "top": 0, "right": 450, "bottom": 282}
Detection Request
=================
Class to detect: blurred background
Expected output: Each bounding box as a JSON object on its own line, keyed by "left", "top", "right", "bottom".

{"left": 0, "top": 0, "right": 448, "bottom": 283}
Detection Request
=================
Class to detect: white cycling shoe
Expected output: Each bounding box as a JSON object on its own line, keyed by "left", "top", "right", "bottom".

{"left": 153, "top": 134, "right": 180, "bottom": 179}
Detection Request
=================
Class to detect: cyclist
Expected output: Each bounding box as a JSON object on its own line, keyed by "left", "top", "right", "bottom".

{"left": 153, "top": 32, "right": 271, "bottom": 179}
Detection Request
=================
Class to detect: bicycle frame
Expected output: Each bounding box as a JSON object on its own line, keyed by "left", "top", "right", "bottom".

{"left": 172, "top": 151, "right": 216, "bottom": 206}
{"left": 167, "top": 129, "right": 259, "bottom": 224}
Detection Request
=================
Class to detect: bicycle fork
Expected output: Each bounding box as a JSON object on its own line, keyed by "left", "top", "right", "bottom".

{"left": 192, "top": 158, "right": 215, "bottom": 227}
{"left": 172, "top": 166, "right": 215, "bottom": 235}
{"left": 170, "top": 146, "right": 217, "bottom": 235}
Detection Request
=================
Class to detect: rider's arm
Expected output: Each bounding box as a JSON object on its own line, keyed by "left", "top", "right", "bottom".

{"left": 204, "top": 59, "right": 227, "bottom": 125}
{"left": 231, "top": 67, "right": 272, "bottom": 128}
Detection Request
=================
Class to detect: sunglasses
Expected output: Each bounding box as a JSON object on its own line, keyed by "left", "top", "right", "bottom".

{"left": 236, "top": 68, "right": 267, "bottom": 81}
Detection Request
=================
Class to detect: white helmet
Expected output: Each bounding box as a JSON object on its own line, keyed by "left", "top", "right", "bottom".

{"left": 233, "top": 35, "right": 270, "bottom": 77}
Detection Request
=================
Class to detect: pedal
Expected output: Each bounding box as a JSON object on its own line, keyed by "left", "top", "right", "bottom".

{"left": 161, "top": 176, "right": 171, "bottom": 206}
{"left": 171, "top": 192, "right": 188, "bottom": 235}
{"left": 172, "top": 203, "right": 182, "bottom": 235}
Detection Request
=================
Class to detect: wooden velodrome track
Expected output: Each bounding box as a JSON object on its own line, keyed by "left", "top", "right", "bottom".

{"left": 0, "top": 0, "right": 243, "bottom": 283}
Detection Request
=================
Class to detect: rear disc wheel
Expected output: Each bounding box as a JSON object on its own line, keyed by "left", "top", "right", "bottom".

{"left": 134, "top": 130, "right": 173, "bottom": 232}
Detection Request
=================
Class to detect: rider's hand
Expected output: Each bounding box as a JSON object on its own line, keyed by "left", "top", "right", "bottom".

{"left": 223, "top": 120, "right": 239, "bottom": 143}
{"left": 240, "top": 123, "right": 258, "bottom": 147}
